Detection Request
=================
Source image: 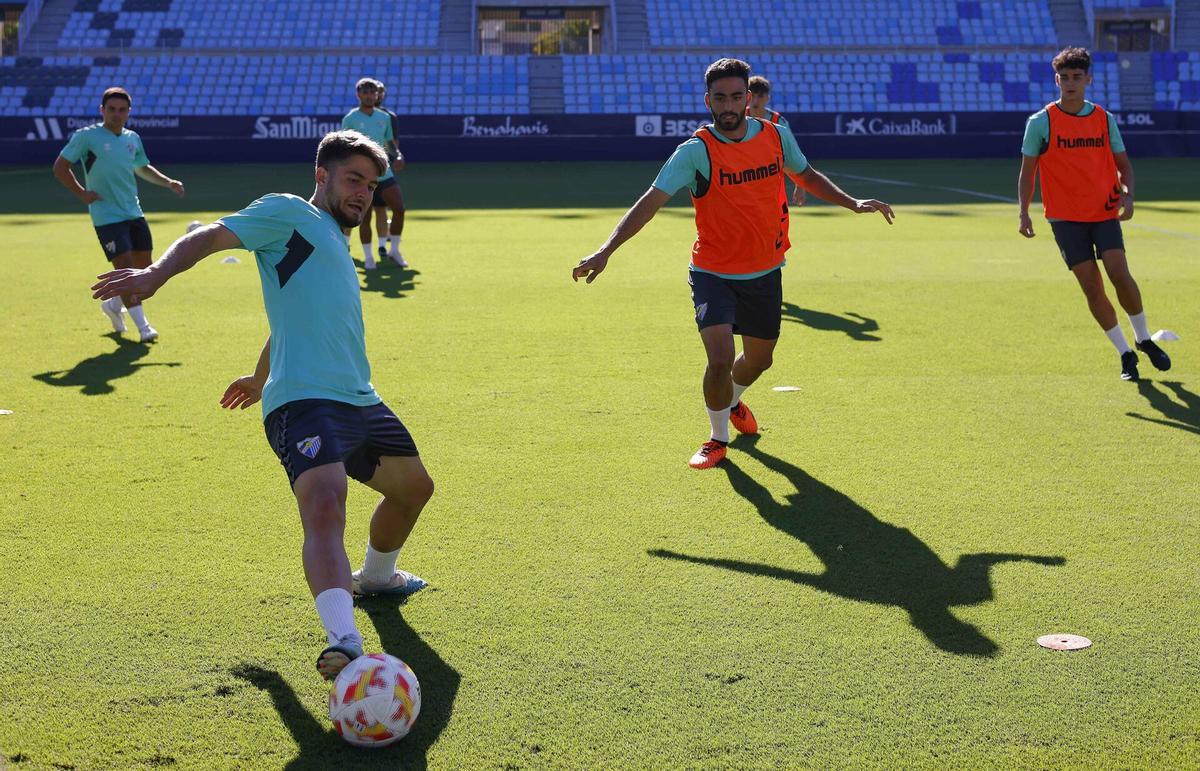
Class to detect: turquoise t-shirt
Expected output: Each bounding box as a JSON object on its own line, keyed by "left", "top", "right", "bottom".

{"left": 653, "top": 118, "right": 809, "bottom": 279}
{"left": 1021, "top": 101, "right": 1125, "bottom": 157}
{"left": 58, "top": 124, "right": 150, "bottom": 226}
{"left": 341, "top": 108, "right": 394, "bottom": 181}
{"left": 218, "top": 194, "right": 380, "bottom": 417}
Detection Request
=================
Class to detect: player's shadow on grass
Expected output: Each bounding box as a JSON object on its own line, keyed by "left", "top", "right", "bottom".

{"left": 31, "top": 334, "right": 181, "bottom": 395}
{"left": 357, "top": 595, "right": 460, "bottom": 770}
{"left": 650, "top": 435, "right": 1065, "bottom": 657}
{"left": 230, "top": 604, "right": 457, "bottom": 770}
{"left": 780, "top": 301, "right": 880, "bottom": 342}
{"left": 1128, "top": 380, "right": 1200, "bottom": 436}
{"left": 357, "top": 261, "right": 420, "bottom": 300}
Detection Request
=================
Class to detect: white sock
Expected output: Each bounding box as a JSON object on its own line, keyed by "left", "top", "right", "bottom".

{"left": 377, "top": 236, "right": 387, "bottom": 250}
{"left": 389, "top": 235, "right": 401, "bottom": 256}
{"left": 1105, "top": 324, "right": 1132, "bottom": 354}
{"left": 361, "top": 542, "right": 401, "bottom": 585}
{"left": 128, "top": 304, "right": 148, "bottom": 330}
{"left": 314, "top": 587, "right": 361, "bottom": 646}
{"left": 707, "top": 407, "right": 731, "bottom": 443}
{"left": 729, "top": 380, "right": 750, "bottom": 410}
{"left": 1129, "top": 312, "right": 1150, "bottom": 343}
{"left": 361, "top": 241, "right": 372, "bottom": 261}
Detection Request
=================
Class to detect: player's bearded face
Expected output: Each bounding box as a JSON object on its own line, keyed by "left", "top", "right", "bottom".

{"left": 321, "top": 161, "right": 374, "bottom": 228}
{"left": 706, "top": 80, "right": 747, "bottom": 132}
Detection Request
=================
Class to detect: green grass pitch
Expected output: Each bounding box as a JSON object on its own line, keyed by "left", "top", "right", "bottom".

{"left": 1, "top": 158, "right": 1197, "bottom": 769}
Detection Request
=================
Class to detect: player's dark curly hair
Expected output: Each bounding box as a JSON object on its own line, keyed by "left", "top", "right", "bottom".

{"left": 705, "top": 58, "right": 751, "bottom": 90}
{"left": 748, "top": 75, "right": 771, "bottom": 95}
{"left": 1052, "top": 47, "right": 1091, "bottom": 72}
{"left": 315, "top": 130, "right": 387, "bottom": 177}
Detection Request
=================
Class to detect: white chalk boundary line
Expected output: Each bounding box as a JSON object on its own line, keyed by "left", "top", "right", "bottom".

{"left": 829, "top": 171, "right": 1200, "bottom": 240}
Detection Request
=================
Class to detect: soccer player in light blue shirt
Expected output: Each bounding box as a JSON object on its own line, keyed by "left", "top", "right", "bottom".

{"left": 342, "top": 78, "right": 407, "bottom": 269}
{"left": 53, "top": 87, "right": 185, "bottom": 341}
{"left": 92, "top": 131, "right": 435, "bottom": 682}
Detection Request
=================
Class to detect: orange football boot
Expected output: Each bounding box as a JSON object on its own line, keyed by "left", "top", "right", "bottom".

{"left": 688, "top": 440, "right": 727, "bottom": 469}
{"left": 729, "top": 400, "right": 758, "bottom": 434}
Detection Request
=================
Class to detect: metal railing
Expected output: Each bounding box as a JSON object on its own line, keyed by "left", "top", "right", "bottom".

{"left": 17, "top": 0, "right": 45, "bottom": 52}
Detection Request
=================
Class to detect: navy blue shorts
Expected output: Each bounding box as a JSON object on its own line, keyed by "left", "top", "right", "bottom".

{"left": 688, "top": 268, "right": 784, "bottom": 340}
{"left": 94, "top": 217, "right": 152, "bottom": 260}
{"left": 1049, "top": 219, "right": 1125, "bottom": 269}
{"left": 372, "top": 176, "right": 399, "bottom": 208}
{"left": 264, "top": 399, "right": 418, "bottom": 487}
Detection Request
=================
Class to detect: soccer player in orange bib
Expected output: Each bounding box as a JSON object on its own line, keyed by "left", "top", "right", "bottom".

{"left": 572, "top": 58, "right": 893, "bottom": 469}
{"left": 1018, "top": 47, "right": 1171, "bottom": 382}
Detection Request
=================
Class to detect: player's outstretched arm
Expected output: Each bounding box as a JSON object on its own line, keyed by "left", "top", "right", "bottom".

{"left": 91, "top": 222, "right": 242, "bottom": 302}
{"left": 795, "top": 166, "right": 894, "bottom": 223}
{"left": 572, "top": 186, "right": 671, "bottom": 283}
{"left": 1017, "top": 155, "right": 1039, "bottom": 237}
{"left": 1114, "top": 152, "right": 1135, "bottom": 221}
{"left": 134, "top": 165, "right": 185, "bottom": 197}
{"left": 52, "top": 155, "right": 99, "bottom": 204}
{"left": 220, "top": 337, "right": 270, "bottom": 410}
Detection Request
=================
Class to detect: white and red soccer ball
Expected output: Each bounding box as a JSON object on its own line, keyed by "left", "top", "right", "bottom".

{"left": 328, "top": 653, "right": 421, "bottom": 748}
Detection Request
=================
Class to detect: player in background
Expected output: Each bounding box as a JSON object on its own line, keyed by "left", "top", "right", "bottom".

{"left": 53, "top": 86, "right": 185, "bottom": 342}
{"left": 747, "top": 75, "right": 806, "bottom": 206}
{"left": 342, "top": 79, "right": 407, "bottom": 269}
{"left": 572, "top": 58, "right": 893, "bottom": 469}
{"left": 91, "top": 131, "right": 434, "bottom": 681}
{"left": 374, "top": 81, "right": 408, "bottom": 264}
{"left": 1018, "top": 47, "right": 1171, "bottom": 382}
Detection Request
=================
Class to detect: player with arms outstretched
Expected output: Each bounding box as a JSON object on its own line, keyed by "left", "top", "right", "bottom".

{"left": 572, "top": 58, "right": 893, "bottom": 469}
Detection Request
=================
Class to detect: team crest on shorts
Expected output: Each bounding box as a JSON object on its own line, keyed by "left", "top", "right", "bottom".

{"left": 696, "top": 302, "right": 708, "bottom": 321}
{"left": 296, "top": 436, "right": 322, "bottom": 459}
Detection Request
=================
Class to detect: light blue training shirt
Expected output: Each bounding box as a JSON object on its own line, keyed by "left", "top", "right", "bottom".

{"left": 218, "top": 193, "right": 380, "bottom": 417}
{"left": 58, "top": 123, "right": 150, "bottom": 226}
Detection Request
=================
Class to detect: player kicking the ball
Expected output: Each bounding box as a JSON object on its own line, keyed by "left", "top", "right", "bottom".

{"left": 1018, "top": 47, "right": 1172, "bottom": 381}
{"left": 572, "top": 58, "right": 893, "bottom": 469}
{"left": 92, "top": 131, "right": 434, "bottom": 681}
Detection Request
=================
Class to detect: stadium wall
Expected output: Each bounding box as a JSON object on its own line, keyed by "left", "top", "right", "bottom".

{"left": 4, "top": 111, "right": 1200, "bottom": 164}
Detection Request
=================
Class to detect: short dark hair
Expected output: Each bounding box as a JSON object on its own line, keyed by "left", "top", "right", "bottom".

{"left": 748, "top": 75, "right": 771, "bottom": 95}
{"left": 1052, "top": 47, "right": 1091, "bottom": 73}
{"left": 704, "top": 58, "right": 751, "bottom": 90}
{"left": 101, "top": 87, "right": 131, "bottom": 107}
{"left": 315, "top": 130, "right": 387, "bottom": 177}
{"left": 355, "top": 77, "right": 378, "bottom": 91}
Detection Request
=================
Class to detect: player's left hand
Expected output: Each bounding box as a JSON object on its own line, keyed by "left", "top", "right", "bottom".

{"left": 791, "top": 186, "right": 807, "bottom": 207}
{"left": 854, "top": 199, "right": 894, "bottom": 224}
{"left": 91, "top": 267, "right": 163, "bottom": 303}
{"left": 169, "top": 179, "right": 185, "bottom": 197}
{"left": 1118, "top": 193, "right": 1134, "bottom": 221}
{"left": 220, "top": 376, "right": 263, "bottom": 410}
{"left": 393, "top": 157, "right": 405, "bottom": 173}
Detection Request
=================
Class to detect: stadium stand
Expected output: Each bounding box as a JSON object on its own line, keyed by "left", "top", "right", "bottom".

{"left": 644, "top": 0, "right": 1057, "bottom": 47}
{"left": 56, "top": 0, "right": 439, "bottom": 50}
{"left": 1154, "top": 51, "right": 1200, "bottom": 109}
{"left": 0, "top": 0, "right": 1193, "bottom": 119}
{"left": 0, "top": 54, "right": 529, "bottom": 114}
{"left": 563, "top": 52, "right": 1123, "bottom": 113}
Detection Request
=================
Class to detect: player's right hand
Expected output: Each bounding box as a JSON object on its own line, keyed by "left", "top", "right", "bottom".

{"left": 1018, "top": 212, "right": 1036, "bottom": 238}
{"left": 220, "top": 376, "right": 263, "bottom": 410}
{"left": 80, "top": 190, "right": 101, "bottom": 204}
{"left": 91, "top": 267, "right": 163, "bottom": 303}
{"left": 572, "top": 252, "right": 610, "bottom": 283}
